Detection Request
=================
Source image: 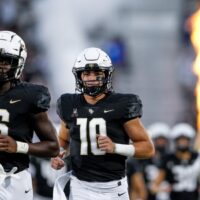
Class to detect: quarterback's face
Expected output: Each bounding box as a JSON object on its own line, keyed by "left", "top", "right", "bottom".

{"left": 81, "top": 70, "right": 105, "bottom": 87}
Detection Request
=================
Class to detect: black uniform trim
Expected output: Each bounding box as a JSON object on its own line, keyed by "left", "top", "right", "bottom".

{"left": 25, "top": 83, "right": 51, "bottom": 113}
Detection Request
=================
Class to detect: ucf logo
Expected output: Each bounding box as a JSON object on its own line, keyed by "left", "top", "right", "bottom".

{"left": 88, "top": 108, "right": 94, "bottom": 114}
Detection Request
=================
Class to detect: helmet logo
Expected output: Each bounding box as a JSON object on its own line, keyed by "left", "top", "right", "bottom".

{"left": 89, "top": 64, "right": 94, "bottom": 68}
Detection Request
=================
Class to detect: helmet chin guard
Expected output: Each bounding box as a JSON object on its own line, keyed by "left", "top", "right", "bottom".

{"left": 82, "top": 76, "right": 107, "bottom": 96}
{"left": 72, "top": 48, "right": 114, "bottom": 96}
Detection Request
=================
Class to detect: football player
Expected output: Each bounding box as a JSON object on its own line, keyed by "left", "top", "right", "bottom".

{"left": 51, "top": 47, "right": 155, "bottom": 200}
{"left": 151, "top": 123, "right": 200, "bottom": 200}
{"left": 140, "top": 122, "right": 171, "bottom": 200}
{"left": 0, "top": 31, "right": 59, "bottom": 200}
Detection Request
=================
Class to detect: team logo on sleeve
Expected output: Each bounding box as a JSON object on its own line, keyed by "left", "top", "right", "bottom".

{"left": 71, "top": 108, "right": 78, "bottom": 117}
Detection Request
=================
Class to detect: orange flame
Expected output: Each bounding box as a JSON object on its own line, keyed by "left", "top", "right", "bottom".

{"left": 190, "top": 8, "right": 200, "bottom": 130}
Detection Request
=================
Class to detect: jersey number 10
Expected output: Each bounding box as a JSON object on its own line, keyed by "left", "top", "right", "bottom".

{"left": 77, "top": 118, "right": 107, "bottom": 155}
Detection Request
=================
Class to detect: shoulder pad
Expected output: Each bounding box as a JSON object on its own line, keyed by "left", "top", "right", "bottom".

{"left": 57, "top": 93, "right": 79, "bottom": 122}
{"left": 125, "top": 94, "right": 142, "bottom": 119}
{"left": 115, "top": 94, "right": 143, "bottom": 122}
{"left": 23, "top": 83, "right": 51, "bottom": 113}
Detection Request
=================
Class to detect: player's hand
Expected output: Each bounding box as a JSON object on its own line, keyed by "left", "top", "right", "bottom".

{"left": 51, "top": 151, "right": 66, "bottom": 170}
{"left": 0, "top": 135, "right": 17, "bottom": 153}
{"left": 150, "top": 182, "right": 160, "bottom": 194}
{"left": 97, "top": 135, "right": 115, "bottom": 153}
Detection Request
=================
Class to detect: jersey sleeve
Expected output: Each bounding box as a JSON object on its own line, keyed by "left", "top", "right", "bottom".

{"left": 57, "top": 96, "right": 64, "bottom": 121}
{"left": 122, "top": 94, "right": 143, "bottom": 122}
{"left": 56, "top": 94, "right": 74, "bottom": 123}
{"left": 30, "top": 85, "right": 51, "bottom": 114}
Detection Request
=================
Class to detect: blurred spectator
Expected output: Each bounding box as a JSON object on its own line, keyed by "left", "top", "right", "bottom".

{"left": 102, "top": 36, "right": 129, "bottom": 70}
{"left": 151, "top": 123, "right": 200, "bottom": 200}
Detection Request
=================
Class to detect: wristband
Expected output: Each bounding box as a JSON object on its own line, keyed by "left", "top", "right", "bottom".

{"left": 16, "top": 141, "right": 29, "bottom": 154}
{"left": 114, "top": 143, "right": 135, "bottom": 157}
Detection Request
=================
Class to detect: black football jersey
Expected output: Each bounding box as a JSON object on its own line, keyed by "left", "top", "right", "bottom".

{"left": 0, "top": 82, "right": 50, "bottom": 172}
{"left": 57, "top": 93, "right": 142, "bottom": 182}
{"left": 139, "top": 156, "right": 163, "bottom": 187}
{"left": 138, "top": 156, "right": 165, "bottom": 200}
{"left": 159, "top": 152, "right": 200, "bottom": 200}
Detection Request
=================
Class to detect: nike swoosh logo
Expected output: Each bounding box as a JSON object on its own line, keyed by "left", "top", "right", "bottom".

{"left": 118, "top": 192, "right": 126, "bottom": 197}
{"left": 9, "top": 99, "right": 21, "bottom": 104}
{"left": 104, "top": 109, "right": 114, "bottom": 113}
{"left": 25, "top": 189, "right": 32, "bottom": 193}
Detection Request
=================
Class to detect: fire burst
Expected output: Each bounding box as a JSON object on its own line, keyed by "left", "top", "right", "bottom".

{"left": 190, "top": 8, "right": 200, "bottom": 130}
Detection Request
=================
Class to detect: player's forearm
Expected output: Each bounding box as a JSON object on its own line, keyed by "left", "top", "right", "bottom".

{"left": 134, "top": 140, "right": 155, "bottom": 158}
{"left": 58, "top": 136, "right": 70, "bottom": 153}
{"left": 28, "top": 141, "right": 59, "bottom": 157}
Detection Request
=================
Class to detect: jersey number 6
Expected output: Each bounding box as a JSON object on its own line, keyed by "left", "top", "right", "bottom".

{"left": 0, "top": 109, "right": 9, "bottom": 135}
{"left": 77, "top": 118, "right": 107, "bottom": 155}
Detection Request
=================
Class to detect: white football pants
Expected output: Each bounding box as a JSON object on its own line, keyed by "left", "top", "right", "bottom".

{"left": 53, "top": 172, "right": 129, "bottom": 200}
{"left": 0, "top": 166, "right": 33, "bottom": 200}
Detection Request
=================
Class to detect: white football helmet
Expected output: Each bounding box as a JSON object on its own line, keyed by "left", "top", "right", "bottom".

{"left": 72, "top": 47, "right": 114, "bottom": 96}
{"left": 170, "top": 123, "right": 196, "bottom": 139}
{"left": 148, "top": 122, "right": 170, "bottom": 139}
{"left": 0, "top": 31, "right": 27, "bottom": 83}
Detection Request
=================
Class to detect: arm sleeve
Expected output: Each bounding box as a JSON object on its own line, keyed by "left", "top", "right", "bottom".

{"left": 56, "top": 96, "right": 64, "bottom": 121}
{"left": 31, "top": 86, "right": 51, "bottom": 114}
{"left": 56, "top": 94, "right": 73, "bottom": 129}
{"left": 122, "top": 95, "right": 143, "bottom": 122}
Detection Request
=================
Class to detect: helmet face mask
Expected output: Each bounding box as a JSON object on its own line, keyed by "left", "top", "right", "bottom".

{"left": 81, "top": 68, "right": 106, "bottom": 96}
{"left": 72, "top": 48, "right": 114, "bottom": 96}
{"left": 175, "top": 136, "right": 191, "bottom": 152}
{"left": 0, "top": 31, "right": 27, "bottom": 84}
{"left": 170, "top": 123, "right": 196, "bottom": 152}
{"left": 0, "top": 55, "right": 19, "bottom": 83}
